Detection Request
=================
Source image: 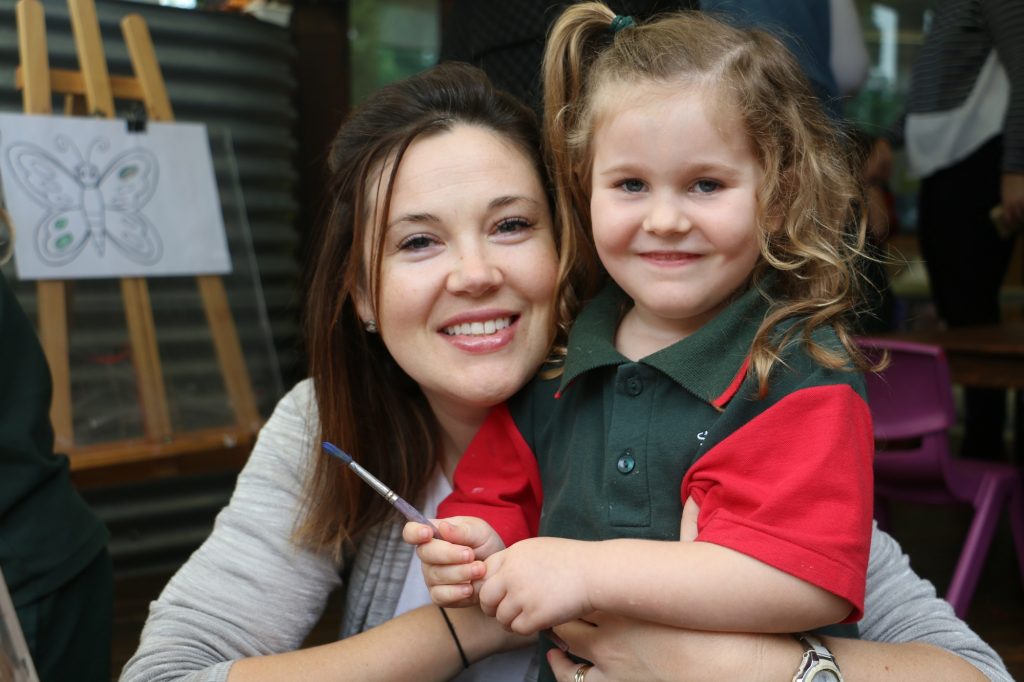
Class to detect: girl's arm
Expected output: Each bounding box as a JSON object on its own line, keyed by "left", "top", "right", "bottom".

{"left": 588, "top": 537, "right": 848, "bottom": 631}
{"left": 480, "top": 535, "right": 848, "bottom": 635}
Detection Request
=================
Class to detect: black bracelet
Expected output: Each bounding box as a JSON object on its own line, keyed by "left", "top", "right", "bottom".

{"left": 439, "top": 606, "right": 470, "bottom": 670}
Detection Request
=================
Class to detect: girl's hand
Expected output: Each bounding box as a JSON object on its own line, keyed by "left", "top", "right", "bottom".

{"left": 477, "top": 496, "right": 700, "bottom": 635}
{"left": 402, "top": 517, "right": 506, "bottom": 608}
{"left": 479, "top": 537, "right": 595, "bottom": 634}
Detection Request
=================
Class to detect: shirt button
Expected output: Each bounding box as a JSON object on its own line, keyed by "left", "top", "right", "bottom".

{"left": 616, "top": 450, "right": 636, "bottom": 474}
{"left": 625, "top": 376, "right": 643, "bottom": 396}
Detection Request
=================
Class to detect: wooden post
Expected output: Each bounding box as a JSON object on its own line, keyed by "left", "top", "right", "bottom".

{"left": 13, "top": 0, "right": 262, "bottom": 472}
{"left": 66, "top": 0, "right": 174, "bottom": 441}
{"left": 122, "top": 15, "right": 260, "bottom": 433}
{"left": 16, "top": 0, "right": 74, "bottom": 450}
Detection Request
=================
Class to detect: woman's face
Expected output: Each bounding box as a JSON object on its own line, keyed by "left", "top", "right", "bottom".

{"left": 360, "top": 124, "right": 558, "bottom": 427}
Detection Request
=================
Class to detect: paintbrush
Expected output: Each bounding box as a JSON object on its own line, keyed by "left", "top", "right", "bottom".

{"left": 323, "top": 442, "right": 567, "bottom": 651}
{"left": 322, "top": 441, "right": 441, "bottom": 537}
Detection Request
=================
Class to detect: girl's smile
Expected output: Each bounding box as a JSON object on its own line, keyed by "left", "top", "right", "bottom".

{"left": 589, "top": 83, "right": 763, "bottom": 356}
{"left": 638, "top": 250, "right": 702, "bottom": 266}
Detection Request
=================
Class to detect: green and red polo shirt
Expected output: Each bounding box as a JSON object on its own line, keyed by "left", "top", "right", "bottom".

{"left": 441, "top": 282, "right": 873, "bottom": 621}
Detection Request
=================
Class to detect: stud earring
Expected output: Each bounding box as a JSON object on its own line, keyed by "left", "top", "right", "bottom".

{"left": 364, "top": 320, "right": 378, "bottom": 333}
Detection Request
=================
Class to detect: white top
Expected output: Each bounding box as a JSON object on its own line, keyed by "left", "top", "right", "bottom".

{"left": 907, "top": 50, "right": 1009, "bottom": 178}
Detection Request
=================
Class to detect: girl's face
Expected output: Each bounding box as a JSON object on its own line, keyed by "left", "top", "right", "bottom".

{"left": 360, "top": 124, "right": 558, "bottom": 428}
{"left": 589, "top": 84, "right": 763, "bottom": 348}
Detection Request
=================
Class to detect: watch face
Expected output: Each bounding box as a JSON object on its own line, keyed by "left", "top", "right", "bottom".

{"left": 806, "top": 660, "right": 842, "bottom": 682}
{"left": 809, "top": 670, "right": 841, "bottom": 682}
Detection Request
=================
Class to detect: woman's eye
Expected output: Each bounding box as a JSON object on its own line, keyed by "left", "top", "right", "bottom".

{"left": 495, "top": 217, "right": 532, "bottom": 234}
{"left": 398, "top": 234, "right": 438, "bottom": 251}
{"left": 620, "top": 179, "right": 646, "bottom": 193}
{"left": 693, "top": 179, "right": 721, "bottom": 193}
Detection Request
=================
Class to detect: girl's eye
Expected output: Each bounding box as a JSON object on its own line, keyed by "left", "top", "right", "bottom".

{"left": 495, "top": 217, "right": 532, "bottom": 234}
{"left": 693, "top": 179, "right": 721, "bottom": 193}
{"left": 397, "top": 234, "right": 439, "bottom": 251}
{"left": 620, "top": 178, "right": 646, "bottom": 193}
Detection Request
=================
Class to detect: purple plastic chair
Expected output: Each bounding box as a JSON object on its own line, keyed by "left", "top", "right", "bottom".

{"left": 857, "top": 337, "right": 1024, "bottom": 618}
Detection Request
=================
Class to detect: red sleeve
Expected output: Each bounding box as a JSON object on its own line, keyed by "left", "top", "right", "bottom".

{"left": 682, "top": 384, "right": 873, "bottom": 622}
{"left": 437, "top": 403, "right": 543, "bottom": 546}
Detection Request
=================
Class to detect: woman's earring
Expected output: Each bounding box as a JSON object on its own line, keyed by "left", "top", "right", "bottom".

{"left": 364, "top": 320, "right": 378, "bottom": 334}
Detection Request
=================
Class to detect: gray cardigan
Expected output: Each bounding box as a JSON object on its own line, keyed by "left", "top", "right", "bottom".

{"left": 119, "top": 380, "right": 1012, "bottom": 682}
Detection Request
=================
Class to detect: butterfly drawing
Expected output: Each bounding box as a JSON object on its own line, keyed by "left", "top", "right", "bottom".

{"left": 5, "top": 134, "right": 162, "bottom": 266}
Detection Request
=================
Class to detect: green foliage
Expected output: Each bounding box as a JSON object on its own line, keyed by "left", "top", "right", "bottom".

{"left": 349, "top": 0, "right": 439, "bottom": 105}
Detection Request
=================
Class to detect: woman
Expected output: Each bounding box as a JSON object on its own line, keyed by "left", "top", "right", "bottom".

{"left": 121, "top": 62, "right": 1010, "bottom": 681}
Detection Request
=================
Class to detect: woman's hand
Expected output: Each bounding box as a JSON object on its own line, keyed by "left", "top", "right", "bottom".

{"left": 547, "top": 612, "right": 799, "bottom": 682}
{"left": 403, "top": 516, "right": 506, "bottom": 607}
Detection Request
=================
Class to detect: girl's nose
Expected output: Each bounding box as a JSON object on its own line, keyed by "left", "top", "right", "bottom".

{"left": 642, "top": 196, "right": 691, "bottom": 236}
{"left": 446, "top": 248, "right": 503, "bottom": 296}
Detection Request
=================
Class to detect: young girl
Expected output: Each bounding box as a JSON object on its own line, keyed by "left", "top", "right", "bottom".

{"left": 406, "top": 4, "right": 876, "bottom": 679}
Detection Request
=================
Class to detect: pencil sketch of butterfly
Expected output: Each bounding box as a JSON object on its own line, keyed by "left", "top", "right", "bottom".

{"left": 4, "top": 134, "right": 162, "bottom": 266}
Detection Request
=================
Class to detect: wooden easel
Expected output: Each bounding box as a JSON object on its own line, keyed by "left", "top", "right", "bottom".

{"left": 14, "top": 0, "right": 262, "bottom": 475}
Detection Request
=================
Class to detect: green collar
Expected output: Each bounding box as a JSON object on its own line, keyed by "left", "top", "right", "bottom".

{"left": 558, "top": 283, "right": 768, "bottom": 406}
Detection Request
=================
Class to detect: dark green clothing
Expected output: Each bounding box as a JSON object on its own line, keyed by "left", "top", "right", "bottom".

{"left": 0, "top": 273, "right": 110, "bottom": 680}
{"left": 444, "top": 284, "right": 872, "bottom": 680}
{"left": 19, "top": 548, "right": 112, "bottom": 682}
{"left": 505, "top": 284, "right": 872, "bottom": 567}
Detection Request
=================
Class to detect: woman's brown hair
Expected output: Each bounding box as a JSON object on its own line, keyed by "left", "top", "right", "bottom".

{"left": 543, "top": 3, "right": 878, "bottom": 395}
{"left": 296, "top": 62, "right": 577, "bottom": 557}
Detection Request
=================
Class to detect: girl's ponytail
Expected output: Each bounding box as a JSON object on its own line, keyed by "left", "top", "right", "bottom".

{"left": 542, "top": 2, "right": 614, "bottom": 199}
{"left": 542, "top": 3, "right": 615, "bottom": 328}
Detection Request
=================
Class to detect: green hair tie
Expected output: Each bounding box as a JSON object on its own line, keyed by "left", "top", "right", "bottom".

{"left": 609, "top": 14, "right": 635, "bottom": 34}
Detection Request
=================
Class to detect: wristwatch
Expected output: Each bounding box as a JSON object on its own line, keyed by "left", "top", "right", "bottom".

{"left": 792, "top": 633, "right": 843, "bottom": 682}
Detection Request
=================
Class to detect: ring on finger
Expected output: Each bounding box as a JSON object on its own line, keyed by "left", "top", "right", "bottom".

{"left": 574, "top": 663, "right": 593, "bottom": 682}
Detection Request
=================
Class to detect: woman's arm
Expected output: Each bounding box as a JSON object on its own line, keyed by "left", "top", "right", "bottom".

{"left": 547, "top": 617, "right": 988, "bottom": 682}
{"left": 546, "top": 524, "right": 1011, "bottom": 682}
{"left": 120, "top": 381, "right": 343, "bottom": 681}
{"left": 229, "top": 603, "right": 530, "bottom": 681}
{"left": 120, "top": 381, "right": 534, "bottom": 682}
{"left": 853, "top": 524, "right": 1011, "bottom": 680}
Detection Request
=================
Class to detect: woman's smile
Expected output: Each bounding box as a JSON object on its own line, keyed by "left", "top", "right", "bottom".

{"left": 441, "top": 314, "right": 515, "bottom": 337}
{"left": 440, "top": 312, "right": 520, "bottom": 352}
{"left": 364, "top": 123, "right": 558, "bottom": 416}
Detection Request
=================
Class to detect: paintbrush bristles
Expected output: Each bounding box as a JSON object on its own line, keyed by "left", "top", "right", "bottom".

{"left": 321, "top": 441, "right": 353, "bottom": 465}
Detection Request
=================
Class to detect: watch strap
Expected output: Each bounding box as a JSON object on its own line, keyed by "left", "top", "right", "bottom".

{"left": 792, "top": 633, "right": 843, "bottom": 682}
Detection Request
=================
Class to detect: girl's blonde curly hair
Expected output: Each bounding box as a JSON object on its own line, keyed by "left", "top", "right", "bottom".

{"left": 543, "top": 3, "right": 879, "bottom": 394}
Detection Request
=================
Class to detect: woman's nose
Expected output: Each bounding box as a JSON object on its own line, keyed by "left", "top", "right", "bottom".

{"left": 446, "top": 248, "right": 503, "bottom": 295}
{"left": 642, "top": 196, "right": 690, "bottom": 236}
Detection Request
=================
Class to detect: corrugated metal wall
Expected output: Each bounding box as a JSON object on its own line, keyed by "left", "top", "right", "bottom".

{"left": 0, "top": 0, "right": 302, "bottom": 382}
{"left": 0, "top": 0, "right": 302, "bottom": 573}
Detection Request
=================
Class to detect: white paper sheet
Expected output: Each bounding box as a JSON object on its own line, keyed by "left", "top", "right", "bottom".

{"left": 0, "top": 113, "right": 232, "bottom": 280}
{"left": 0, "top": 568, "right": 38, "bottom": 682}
